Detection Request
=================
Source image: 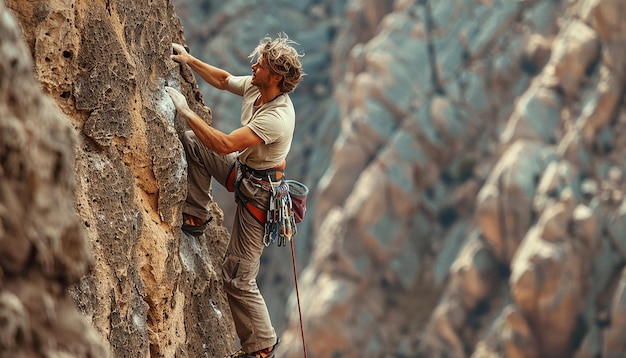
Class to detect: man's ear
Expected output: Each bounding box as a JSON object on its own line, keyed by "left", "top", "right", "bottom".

{"left": 271, "top": 73, "right": 283, "bottom": 86}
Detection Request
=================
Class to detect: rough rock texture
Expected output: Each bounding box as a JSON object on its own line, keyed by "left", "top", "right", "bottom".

{"left": 0, "top": 2, "right": 107, "bottom": 356}
{"left": 5, "top": 0, "right": 235, "bottom": 357}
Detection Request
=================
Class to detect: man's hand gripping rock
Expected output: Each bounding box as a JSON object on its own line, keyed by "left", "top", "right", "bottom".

{"left": 165, "top": 87, "right": 191, "bottom": 118}
{"left": 170, "top": 43, "right": 191, "bottom": 64}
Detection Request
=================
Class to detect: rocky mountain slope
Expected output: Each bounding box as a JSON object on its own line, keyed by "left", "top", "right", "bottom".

{"left": 2, "top": 0, "right": 626, "bottom": 357}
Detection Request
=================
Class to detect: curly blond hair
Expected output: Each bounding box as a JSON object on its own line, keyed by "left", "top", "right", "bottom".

{"left": 249, "top": 33, "right": 304, "bottom": 93}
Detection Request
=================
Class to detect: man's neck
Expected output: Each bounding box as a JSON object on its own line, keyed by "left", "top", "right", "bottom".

{"left": 257, "top": 87, "right": 282, "bottom": 106}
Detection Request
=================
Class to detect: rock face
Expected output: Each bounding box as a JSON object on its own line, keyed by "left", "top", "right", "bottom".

{"left": 0, "top": 2, "right": 107, "bottom": 356}
{"left": 5, "top": 0, "right": 626, "bottom": 357}
{"left": 5, "top": 0, "right": 235, "bottom": 357}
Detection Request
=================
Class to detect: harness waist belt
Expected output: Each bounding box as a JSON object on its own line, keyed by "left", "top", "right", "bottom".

{"left": 241, "top": 160, "right": 286, "bottom": 182}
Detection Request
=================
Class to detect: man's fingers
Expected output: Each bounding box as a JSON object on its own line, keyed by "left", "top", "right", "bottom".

{"left": 171, "top": 43, "right": 189, "bottom": 64}
{"left": 165, "top": 87, "right": 181, "bottom": 102}
{"left": 165, "top": 86, "right": 176, "bottom": 96}
{"left": 165, "top": 87, "right": 190, "bottom": 113}
{"left": 165, "top": 86, "right": 183, "bottom": 96}
{"left": 172, "top": 43, "right": 185, "bottom": 54}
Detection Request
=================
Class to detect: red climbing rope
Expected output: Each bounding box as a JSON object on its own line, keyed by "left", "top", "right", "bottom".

{"left": 290, "top": 238, "right": 308, "bottom": 358}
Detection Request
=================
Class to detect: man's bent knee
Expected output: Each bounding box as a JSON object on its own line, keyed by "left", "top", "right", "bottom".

{"left": 222, "top": 253, "right": 260, "bottom": 293}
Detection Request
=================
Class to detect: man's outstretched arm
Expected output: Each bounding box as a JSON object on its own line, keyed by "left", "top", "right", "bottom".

{"left": 171, "top": 43, "right": 231, "bottom": 91}
{"left": 165, "top": 87, "right": 262, "bottom": 155}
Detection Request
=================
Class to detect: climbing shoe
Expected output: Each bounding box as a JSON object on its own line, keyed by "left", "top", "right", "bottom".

{"left": 181, "top": 213, "right": 212, "bottom": 237}
{"left": 226, "top": 338, "right": 280, "bottom": 358}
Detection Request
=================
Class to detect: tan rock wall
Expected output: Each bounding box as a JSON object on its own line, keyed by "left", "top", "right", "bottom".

{"left": 4, "top": 0, "right": 235, "bottom": 356}
{"left": 0, "top": 2, "right": 107, "bottom": 356}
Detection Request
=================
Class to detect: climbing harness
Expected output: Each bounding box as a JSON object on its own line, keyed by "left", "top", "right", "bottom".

{"left": 232, "top": 161, "right": 308, "bottom": 247}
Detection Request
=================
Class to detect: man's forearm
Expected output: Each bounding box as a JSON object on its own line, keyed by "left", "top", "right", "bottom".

{"left": 187, "top": 57, "right": 231, "bottom": 90}
{"left": 179, "top": 108, "right": 232, "bottom": 155}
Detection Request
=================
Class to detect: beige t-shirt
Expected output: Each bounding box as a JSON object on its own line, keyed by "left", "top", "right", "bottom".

{"left": 228, "top": 75, "right": 295, "bottom": 170}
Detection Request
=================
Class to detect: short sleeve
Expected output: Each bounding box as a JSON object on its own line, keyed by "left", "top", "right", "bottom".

{"left": 228, "top": 75, "right": 250, "bottom": 96}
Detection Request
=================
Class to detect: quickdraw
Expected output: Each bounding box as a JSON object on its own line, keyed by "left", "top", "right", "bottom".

{"left": 263, "top": 176, "right": 297, "bottom": 247}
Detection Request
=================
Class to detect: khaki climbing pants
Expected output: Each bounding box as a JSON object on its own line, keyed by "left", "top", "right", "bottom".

{"left": 181, "top": 130, "right": 277, "bottom": 353}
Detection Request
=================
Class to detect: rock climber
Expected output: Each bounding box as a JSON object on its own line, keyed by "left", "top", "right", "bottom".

{"left": 165, "top": 33, "right": 303, "bottom": 358}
